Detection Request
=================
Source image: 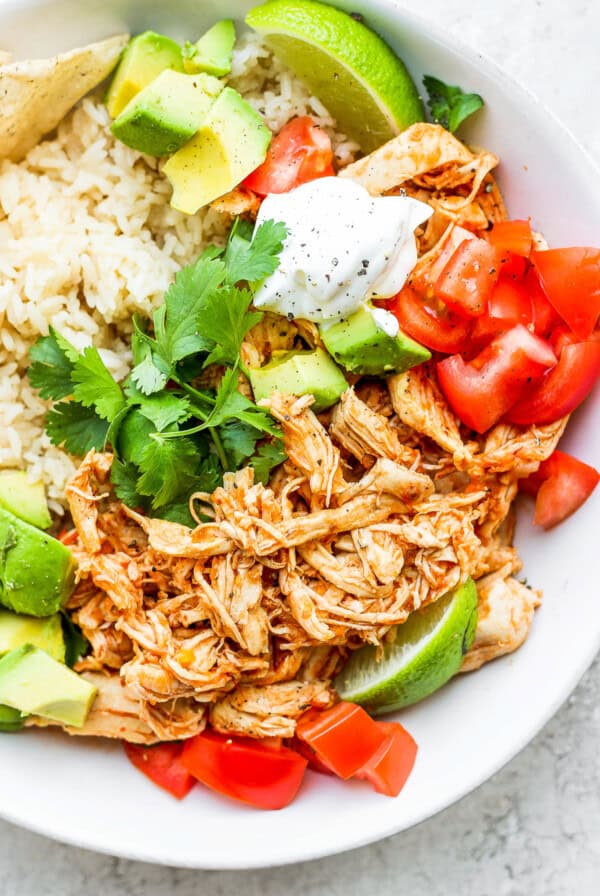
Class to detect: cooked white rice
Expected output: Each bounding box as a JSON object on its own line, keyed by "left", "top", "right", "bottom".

{"left": 0, "top": 33, "right": 359, "bottom": 515}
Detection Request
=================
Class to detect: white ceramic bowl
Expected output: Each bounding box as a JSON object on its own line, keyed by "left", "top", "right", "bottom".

{"left": 0, "top": 0, "right": 599, "bottom": 870}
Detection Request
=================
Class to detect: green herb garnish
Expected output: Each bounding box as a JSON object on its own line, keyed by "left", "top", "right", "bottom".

{"left": 423, "top": 74, "right": 484, "bottom": 133}
{"left": 28, "top": 218, "right": 288, "bottom": 518}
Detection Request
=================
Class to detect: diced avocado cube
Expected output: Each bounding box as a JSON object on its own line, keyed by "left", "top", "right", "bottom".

{"left": 105, "top": 30, "right": 184, "bottom": 119}
{"left": 183, "top": 19, "right": 236, "bottom": 77}
{"left": 0, "top": 608, "right": 65, "bottom": 662}
{"left": 0, "top": 470, "right": 51, "bottom": 530}
{"left": 249, "top": 347, "right": 348, "bottom": 412}
{"left": 0, "top": 645, "right": 96, "bottom": 728}
{"left": 0, "top": 703, "right": 25, "bottom": 732}
{"left": 0, "top": 507, "right": 76, "bottom": 617}
{"left": 321, "top": 307, "right": 431, "bottom": 377}
{"left": 164, "top": 87, "right": 272, "bottom": 214}
{"left": 111, "top": 69, "right": 223, "bottom": 156}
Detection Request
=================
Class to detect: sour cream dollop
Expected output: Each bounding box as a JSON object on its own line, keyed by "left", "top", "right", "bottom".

{"left": 252, "top": 177, "right": 432, "bottom": 334}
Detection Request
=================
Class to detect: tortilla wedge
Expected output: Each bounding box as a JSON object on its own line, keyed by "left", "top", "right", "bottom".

{"left": 0, "top": 33, "right": 129, "bottom": 162}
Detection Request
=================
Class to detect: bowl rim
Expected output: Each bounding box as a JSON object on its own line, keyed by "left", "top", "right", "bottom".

{"left": 0, "top": 0, "right": 598, "bottom": 869}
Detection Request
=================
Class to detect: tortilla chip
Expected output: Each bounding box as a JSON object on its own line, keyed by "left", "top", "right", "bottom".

{"left": 0, "top": 33, "right": 129, "bottom": 162}
{"left": 340, "top": 122, "right": 481, "bottom": 196}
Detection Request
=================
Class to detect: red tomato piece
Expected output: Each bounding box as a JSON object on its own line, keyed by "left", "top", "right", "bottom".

{"left": 437, "top": 324, "right": 557, "bottom": 433}
{"left": 58, "top": 527, "right": 78, "bottom": 546}
{"left": 521, "top": 450, "right": 600, "bottom": 529}
{"left": 243, "top": 116, "right": 334, "bottom": 195}
{"left": 526, "top": 267, "right": 563, "bottom": 338}
{"left": 410, "top": 225, "right": 475, "bottom": 294}
{"left": 471, "top": 275, "right": 534, "bottom": 345}
{"left": 356, "top": 721, "right": 418, "bottom": 798}
{"left": 182, "top": 731, "right": 307, "bottom": 810}
{"left": 434, "top": 238, "right": 502, "bottom": 318}
{"left": 287, "top": 736, "right": 335, "bottom": 776}
{"left": 487, "top": 219, "right": 533, "bottom": 257}
{"left": 387, "top": 286, "right": 472, "bottom": 354}
{"left": 296, "top": 702, "right": 387, "bottom": 780}
{"left": 507, "top": 340, "right": 600, "bottom": 425}
{"left": 532, "top": 247, "right": 600, "bottom": 340}
{"left": 124, "top": 742, "right": 196, "bottom": 800}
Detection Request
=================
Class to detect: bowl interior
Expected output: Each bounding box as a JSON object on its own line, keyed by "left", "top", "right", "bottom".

{"left": 0, "top": 0, "right": 599, "bottom": 869}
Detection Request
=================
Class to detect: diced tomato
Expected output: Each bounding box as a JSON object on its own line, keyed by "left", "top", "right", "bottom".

{"left": 520, "top": 450, "right": 600, "bottom": 529}
{"left": 287, "top": 736, "right": 335, "bottom": 776}
{"left": 487, "top": 219, "right": 533, "bottom": 257}
{"left": 182, "top": 730, "right": 307, "bottom": 810}
{"left": 507, "top": 340, "right": 600, "bottom": 425}
{"left": 387, "top": 286, "right": 472, "bottom": 354}
{"left": 532, "top": 247, "right": 600, "bottom": 339}
{"left": 58, "top": 528, "right": 78, "bottom": 546}
{"left": 356, "top": 721, "right": 418, "bottom": 798}
{"left": 471, "top": 275, "right": 534, "bottom": 345}
{"left": 498, "top": 251, "right": 528, "bottom": 281}
{"left": 437, "top": 325, "right": 557, "bottom": 433}
{"left": 124, "top": 742, "right": 196, "bottom": 800}
{"left": 296, "top": 702, "right": 387, "bottom": 780}
{"left": 526, "top": 267, "right": 563, "bottom": 338}
{"left": 410, "top": 225, "right": 475, "bottom": 294}
{"left": 434, "top": 238, "right": 502, "bottom": 318}
{"left": 243, "top": 116, "right": 334, "bottom": 195}
{"left": 550, "top": 326, "right": 600, "bottom": 355}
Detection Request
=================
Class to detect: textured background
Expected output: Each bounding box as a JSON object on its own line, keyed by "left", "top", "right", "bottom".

{"left": 1, "top": 0, "right": 599, "bottom": 893}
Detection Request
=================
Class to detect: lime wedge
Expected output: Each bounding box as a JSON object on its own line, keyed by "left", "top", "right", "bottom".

{"left": 335, "top": 578, "right": 478, "bottom": 713}
{"left": 245, "top": 0, "right": 424, "bottom": 152}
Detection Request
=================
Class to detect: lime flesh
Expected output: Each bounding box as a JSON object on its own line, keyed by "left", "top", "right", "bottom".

{"left": 245, "top": 0, "right": 424, "bottom": 152}
{"left": 335, "top": 578, "right": 478, "bottom": 713}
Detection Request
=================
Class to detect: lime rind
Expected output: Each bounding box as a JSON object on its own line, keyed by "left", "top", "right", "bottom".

{"left": 245, "top": 0, "right": 424, "bottom": 152}
{"left": 335, "top": 578, "right": 478, "bottom": 713}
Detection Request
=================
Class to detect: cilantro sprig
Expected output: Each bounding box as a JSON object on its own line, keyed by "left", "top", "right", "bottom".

{"left": 28, "top": 218, "right": 288, "bottom": 525}
{"left": 423, "top": 75, "right": 484, "bottom": 133}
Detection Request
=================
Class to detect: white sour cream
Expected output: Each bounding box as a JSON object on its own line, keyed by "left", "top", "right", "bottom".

{"left": 252, "top": 176, "right": 432, "bottom": 334}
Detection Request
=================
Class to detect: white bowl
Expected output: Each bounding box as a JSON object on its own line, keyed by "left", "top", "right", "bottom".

{"left": 0, "top": 0, "right": 599, "bottom": 870}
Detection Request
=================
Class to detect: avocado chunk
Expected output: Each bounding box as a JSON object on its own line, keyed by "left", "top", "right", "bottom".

{"left": 183, "top": 19, "right": 236, "bottom": 77}
{"left": 0, "top": 471, "right": 51, "bottom": 530}
{"left": 111, "top": 69, "right": 223, "bottom": 156}
{"left": 0, "top": 645, "right": 96, "bottom": 728}
{"left": 0, "top": 703, "right": 25, "bottom": 732}
{"left": 105, "top": 30, "right": 184, "bottom": 119}
{"left": 164, "top": 87, "right": 272, "bottom": 214}
{"left": 249, "top": 348, "right": 348, "bottom": 412}
{"left": 321, "top": 307, "right": 431, "bottom": 376}
{"left": 0, "top": 507, "right": 76, "bottom": 617}
{"left": 0, "top": 608, "right": 65, "bottom": 662}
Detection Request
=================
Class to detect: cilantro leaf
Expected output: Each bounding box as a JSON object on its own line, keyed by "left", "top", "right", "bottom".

{"left": 137, "top": 432, "right": 202, "bottom": 509}
{"left": 28, "top": 329, "right": 78, "bottom": 400}
{"left": 156, "top": 501, "right": 195, "bottom": 527}
{"left": 153, "top": 252, "right": 225, "bottom": 366}
{"left": 125, "top": 383, "right": 192, "bottom": 431}
{"left": 71, "top": 347, "right": 126, "bottom": 422}
{"left": 223, "top": 218, "right": 288, "bottom": 285}
{"left": 130, "top": 350, "right": 169, "bottom": 395}
{"left": 61, "top": 612, "right": 89, "bottom": 668}
{"left": 110, "top": 458, "right": 148, "bottom": 508}
{"left": 250, "top": 440, "right": 287, "bottom": 485}
{"left": 205, "top": 366, "right": 279, "bottom": 435}
{"left": 423, "top": 75, "right": 484, "bottom": 133}
{"left": 46, "top": 402, "right": 109, "bottom": 454}
{"left": 203, "top": 286, "right": 263, "bottom": 367}
{"left": 219, "top": 420, "right": 261, "bottom": 467}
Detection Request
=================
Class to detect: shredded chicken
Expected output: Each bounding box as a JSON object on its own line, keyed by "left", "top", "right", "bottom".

{"left": 461, "top": 568, "right": 542, "bottom": 672}
{"left": 49, "top": 122, "right": 546, "bottom": 744}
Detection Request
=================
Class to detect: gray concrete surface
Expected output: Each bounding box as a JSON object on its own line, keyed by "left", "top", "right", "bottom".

{"left": 1, "top": 0, "right": 599, "bottom": 893}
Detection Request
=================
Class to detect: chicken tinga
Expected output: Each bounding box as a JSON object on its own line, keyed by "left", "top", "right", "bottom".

{"left": 0, "top": 0, "right": 598, "bottom": 808}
